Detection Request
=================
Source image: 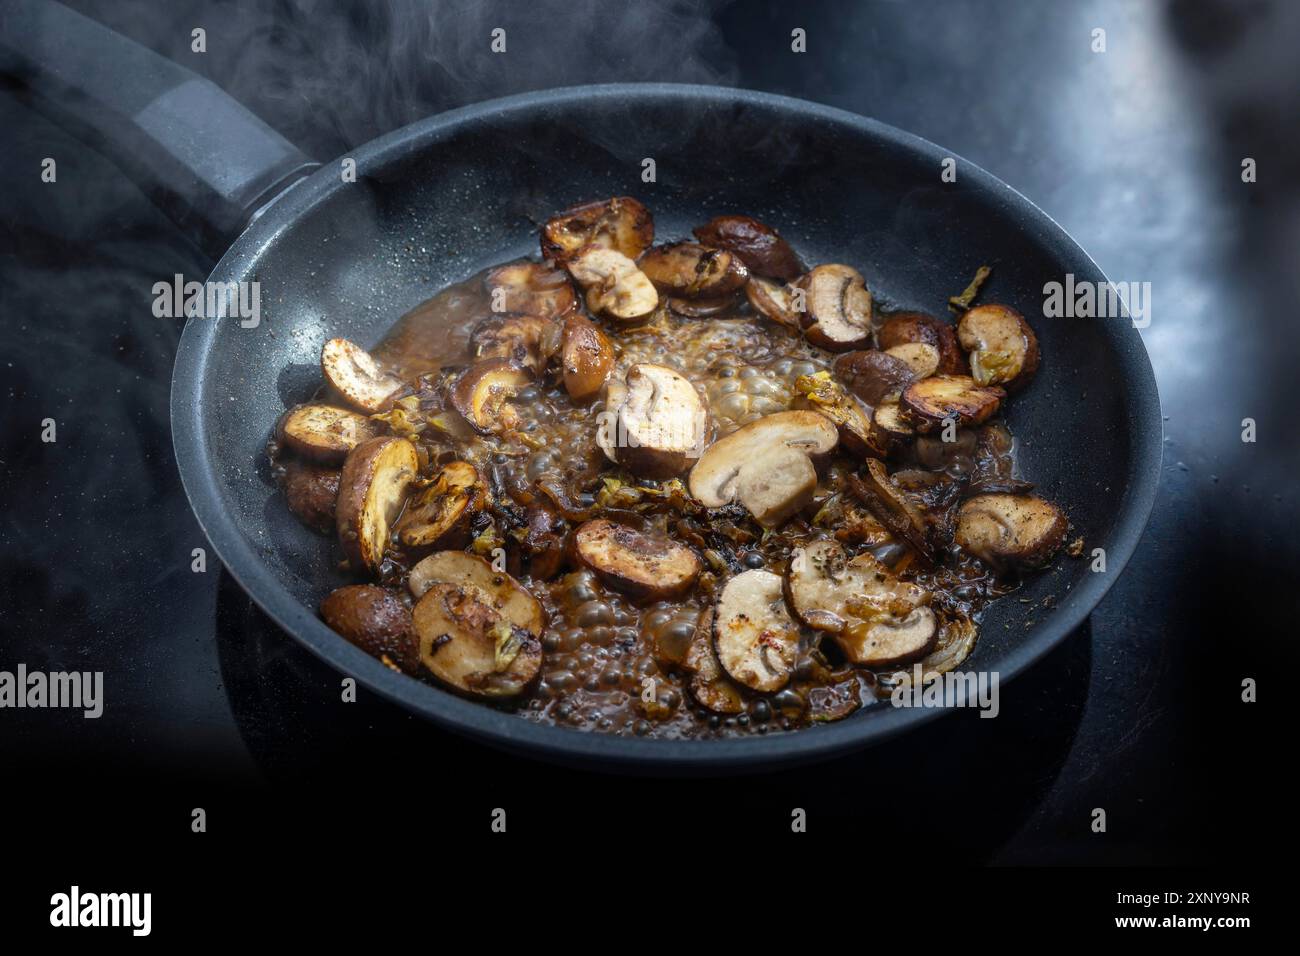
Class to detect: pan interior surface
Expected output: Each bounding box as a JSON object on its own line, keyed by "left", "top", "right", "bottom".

{"left": 174, "top": 85, "right": 1159, "bottom": 770}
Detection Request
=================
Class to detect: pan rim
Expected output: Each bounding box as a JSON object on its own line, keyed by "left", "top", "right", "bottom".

{"left": 171, "top": 82, "right": 1162, "bottom": 773}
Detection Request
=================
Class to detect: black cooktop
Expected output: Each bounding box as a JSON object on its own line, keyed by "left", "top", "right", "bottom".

{"left": 2, "top": 0, "right": 1296, "bottom": 876}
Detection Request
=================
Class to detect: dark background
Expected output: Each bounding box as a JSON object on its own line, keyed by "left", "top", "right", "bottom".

{"left": 1, "top": 0, "right": 1297, "bottom": 872}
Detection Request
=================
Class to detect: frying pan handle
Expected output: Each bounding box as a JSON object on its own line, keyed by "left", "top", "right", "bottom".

{"left": 0, "top": 0, "right": 319, "bottom": 257}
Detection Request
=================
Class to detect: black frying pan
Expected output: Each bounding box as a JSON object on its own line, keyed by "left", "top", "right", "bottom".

{"left": 3, "top": 0, "right": 1161, "bottom": 772}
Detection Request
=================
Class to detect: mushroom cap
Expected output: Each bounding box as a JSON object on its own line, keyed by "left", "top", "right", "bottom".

{"left": 712, "top": 569, "right": 800, "bottom": 693}
{"left": 407, "top": 550, "right": 546, "bottom": 635}
{"left": 795, "top": 264, "right": 874, "bottom": 352}
{"left": 956, "top": 304, "right": 1040, "bottom": 390}
{"left": 412, "top": 583, "right": 543, "bottom": 698}
{"left": 321, "top": 337, "right": 402, "bottom": 414}
{"left": 607, "top": 363, "right": 709, "bottom": 479}
{"left": 786, "top": 539, "right": 936, "bottom": 667}
{"left": 573, "top": 519, "right": 702, "bottom": 600}
{"left": 335, "top": 435, "right": 419, "bottom": 574}
{"left": 688, "top": 411, "right": 838, "bottom": 527}
{"left": 955, "top": 493, "right": 1067, "bottom": 570}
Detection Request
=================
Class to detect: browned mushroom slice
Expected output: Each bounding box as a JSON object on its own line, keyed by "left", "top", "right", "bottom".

{"left": 468, "top": 313, "right": 555, "bottom": 376}
{"left": 667, "top": 294, "right": 741, "bottom": 318}
{"left": 833, "top": 350, "right": 916, "bottom": 405}
{"left": 595, "top": 378, "right": 627, "bottom": 465}
{"left": 871, "top": 402, "right": 915, "bottom": 453}
{"left": 566, "top": 247, "right": 659, "bottom": 324}
{"left": 744, "top": 276, "right": 802, "bottom": 329}
{"left": 957, "top": 304, "right": 1040, "bottom": 390}
{"left": 407, "top": 550, "right": 546, "bottom": 635}
{"left": 573, "top": 519, "right": 701, "bottom": 600}
{"left": 693, "top": 215, "right": 804, "bottom": 281}
{"left": 689, "top": 411, "right": 839, "bottom": 528}
{"left": 604, "top": 363, "right": 709, "bottom": 480}
{"left": 482, "top": 261, "right": 577, "bottom": 321}
{"left": 320, "top": 584, "right": 417, "bottom": 673}
{"left": 712, "top": 570, "right": 800, "bottom": 693}
{"left": 807, "top": 679, "right": 863, "bottom": 722}
{"left": 283, "top": 459, "right": 341, "bottom": 534}
{"left": 792, "top": 371, "right": 887, "bottom": 458}
{"left": 321, "top": 337, "right": 403, "bottom": 413}
{"left": 684, "top": 609, "right": 746, "bottom": 714}
{"left": 884, "top": 342, "right": 940, "bottom": 380}
{"left": 901, "top": 375, "right": 1005, "bottom": 431}
{"left": 412, "top": 583, "right": 543, "bottom": 698}
{"left": 846, "top": 458, "right": 934, "bottom": 563}
{"left": 872, "top": 402, "right": 914, "bottom": 437}
{"left": 280, "top": 403, "right": 379, "bottom": 463}
{"left": 394, "top": 460, "right": 485, "bottom": 551}
{"left": 560, "top": 314, "right": 614, "bottom": 401}
{"left": 449, "top": 359, "right": 533, "bottom": 433}
{"left": 541, "top": 196, "right": 654, "bottom": 263}
{"left": 335, "top": 436, "right": 419, "bottom": 574}
{"left": 787, "top": 539, "right": 936, "bottom": 667}
{"left": 877, "top": 311, "right": 965, "bottom": 375}
{"left": 794, "top": 264, "right": 874, "bottom": 351}
{"left": 637, "top": 242, "right": 749, "bottom": 299}
{"left": 955, "top": 493, "right": 1068, "bottom": 571}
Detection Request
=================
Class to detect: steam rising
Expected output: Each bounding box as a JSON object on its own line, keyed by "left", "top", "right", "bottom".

{"left": 77, "top": 0, "right": 739, "bottom": 158}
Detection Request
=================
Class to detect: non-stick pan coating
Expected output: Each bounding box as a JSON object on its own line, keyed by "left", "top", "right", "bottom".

{"left": 172, "top": 85, "right": 1161, "bottom": 772}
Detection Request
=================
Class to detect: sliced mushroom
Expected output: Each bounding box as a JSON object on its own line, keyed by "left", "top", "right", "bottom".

{"left": 807, "top": 679, "right": 862, "bottom": 722}
{"left": 560, "top": 314, "right": 614, "bottom": 401}
{"left": 787, "top": 539, "right": 936, "bottom": 667}
{"left": 566, "top": 247, "right": 659, "bottom": 324}
{"left": 957, "top": 304, "right": 1040, "bottom": 390}
{"left": 846, "top": 458, "right": 934, "bottom": 563}
{"left": 483, "top": 261, "right": 576, "bottom": 321}
{"left": 282, "top": 459, "right": 340, "bottom": 534}
{"left": 412, "top": 583, "right": 543, "bottom": 698}
{"left": 833, "top": 350, "right": 916, "bottom": 405}
{"left": 667, "top": 294, "right": 741, "bottom": 319}
{"left": 407, "top": 550, "right": 546, "bottom": 635}
{"left": 683, "top": 609, "right": 746, "bottom": 714}
{"left": 693, "top": 214, "right": 804, "bottom": 281}
{"left": 712, "top": 569, "right": 800, "bottom": 693}
{"left": 573, "top": 519, "right": 701, "bottom": 600}
{"left": 469, "top": 313, "right": 555, "bottom": 376}
{"left": 744, "top": 276, "right": 802, "bottom": 329}
{"left": 689, "top": 411, "right": 839, "bottom": 528}
{"left": 596, "top": 378, "right": 627, "bottom": 465}
{"left": 280, "top": 403, "right": 379, "bottom": 464}
{"left": 871, "top": 402, "right": 915, "bottom": 449}
{"left": 792, "top": 371, "right": 886, "bottom": 458}
{"left": 794, "top": 264, "right": 874, "bottom": 352}
{"left": 449, "top": 359, "right": 533, "bottom": 433}
{"left": 335, "top": 436, "right": 419, "bottom": 574}
{"left": 637, "top": 242, "right": 749, "bottom": 299}
{"left": 955, "top": 493, "right": 1067, "bottom": 571}
{"left": 877, "top": 312, "right": 964, "bottom": 375}
{"left": 885, "top": 342, "right": 940, "bottom": 380}
{"left": 604, "top": 363, "right": 708, "bottom": 480}
{"left": 394, "top": 460, "right": 485, "bottom": 551}
{"left": 900, "top": 374, "right": 1005, "bottom": 431}
{"left": 321, "top": 337, "right": 402, "bottom": 414}
{"left": 541, "top": 196, "right": 654, "bottom": 263}
{"left": 320, "top": 584, "right": 417, "bottom": 672}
